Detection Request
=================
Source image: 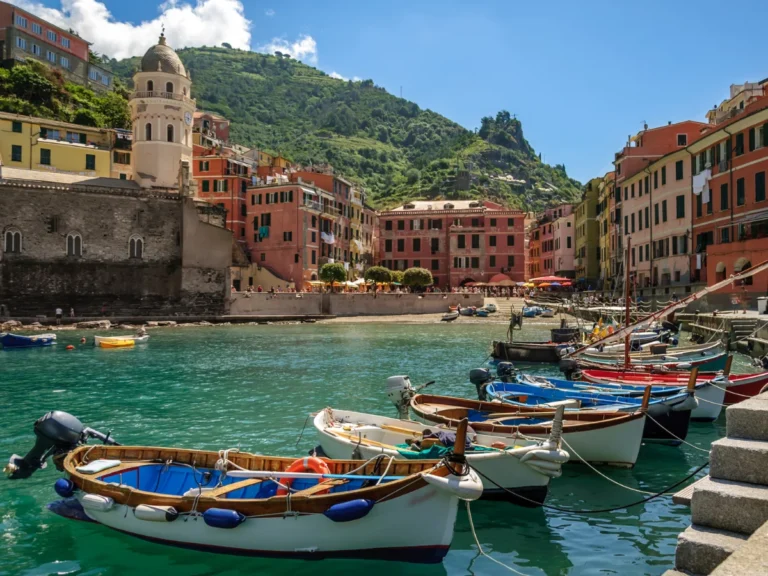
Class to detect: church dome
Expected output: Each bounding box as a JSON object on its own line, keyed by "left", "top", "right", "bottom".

{"left": 140, "top": 34, "right": 186, "bottom": 76}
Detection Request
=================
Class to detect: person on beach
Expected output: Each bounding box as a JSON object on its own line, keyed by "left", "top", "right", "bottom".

{"left": 55, "top": 307, "right": 63, "bottom": 325}
{"left": 69, "top": 307, "right": 75, "bottom": 318}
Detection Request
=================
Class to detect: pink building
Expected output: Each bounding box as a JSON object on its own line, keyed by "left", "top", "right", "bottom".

{"left": 536, "top": 204, "right": 573, "bottom": 276}
{"left": 377, "top": 200, "right": 525, "bottom": 288}
{"left": 553, "top": 212, "right": 575, "bottom": 277}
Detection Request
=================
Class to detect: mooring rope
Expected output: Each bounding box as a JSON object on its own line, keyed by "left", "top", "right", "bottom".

{"left": 643, "top": 412, "right": 711, "bottom": 453}
{"left": 470, "top": 460, "right": 709, "bottom": 514}
{"left": 466, "top": 501, "right": 530, "bottom": 575}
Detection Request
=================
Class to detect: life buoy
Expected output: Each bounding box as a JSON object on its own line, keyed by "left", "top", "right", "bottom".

{"left": 275, "top": 457, "right": 331, "bottom": 496}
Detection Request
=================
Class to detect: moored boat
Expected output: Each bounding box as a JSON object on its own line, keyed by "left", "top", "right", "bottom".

{"left": 6, "top": 411, "right": 483, "bottom": 564}
{"left": 313, "top": 407, "right": 570, "bottom": 506}
{"left": 485, "top": 303, "right": 498, "bottom": 313}
{"left": 475, "top": 308, "right": 490, "bottom": 318}
{"left": 483, "top": 376, "right": 695, "bottom": 444}
{"left": 540, "top": 308, "right": 555, "bottom": 318}
{"left": 492, "top": 340, "right": 574, "bottom": 363}
{"left": 411, "top": 393, "right": 646, "bottom": 467}
{"left": 1, "top": 332, "right": 57, "bottom": 349}
{"left": 441, "top": 311, "right": 459, "bottom": 322}
{"left": 94, "top": 335, "right": 149, "bottom": 347}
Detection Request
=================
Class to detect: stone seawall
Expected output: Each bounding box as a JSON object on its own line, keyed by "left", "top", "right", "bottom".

{"left": 229, "top": 292, "right": 484, "bottom": 316}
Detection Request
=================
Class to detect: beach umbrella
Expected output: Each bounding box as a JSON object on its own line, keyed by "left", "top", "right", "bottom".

{"left": 551, "top": 282, "right": 562, "bottom": 287}
{"left": 529, "top": 275, "right": 570, "bottom": 283}
{"left": 496, "top": 279, "right": 516, "bottom": 287}
{"left": 539, "top": 282, "right": 552, "bottom": 287}
{"left": 516, "top": 282, "right": 527, "bottom": 286}
{"left": 488, "top": 273, "right": 513, "bottom": 284}
{"left": 562, "top": 282, "right": 573, "bottom": 287}
{"left": 524, "top": 282, "right": 535, "bottom": 287}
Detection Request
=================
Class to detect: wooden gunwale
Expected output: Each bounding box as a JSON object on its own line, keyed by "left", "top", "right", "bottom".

{"left": 63, "top": 445, "right": 446, "bottom": 516}
{"left": 410, "top": 394, "right": 645, "bottom": 435}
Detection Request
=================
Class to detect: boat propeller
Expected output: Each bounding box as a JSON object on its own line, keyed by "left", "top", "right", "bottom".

{"left": 5, "top": 410, "right": 119, "bottom": 480}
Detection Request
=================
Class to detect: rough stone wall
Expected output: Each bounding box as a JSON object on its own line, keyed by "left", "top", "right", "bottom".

{"left": 0, "top": 183, "right": 230, "bottom": 316}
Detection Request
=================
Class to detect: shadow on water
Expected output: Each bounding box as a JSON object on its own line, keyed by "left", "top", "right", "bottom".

{"left": 0, "top": 323, "right": 727, "bottom": 575}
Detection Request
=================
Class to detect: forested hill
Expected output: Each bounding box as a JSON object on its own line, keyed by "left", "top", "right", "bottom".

{"left": 111, "top": 46, "right": 582, "bottom": 210}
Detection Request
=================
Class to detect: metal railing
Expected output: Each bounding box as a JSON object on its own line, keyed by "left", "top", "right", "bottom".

{"left": 130, "top": 91, "right": 195, "bottom": 104}
{"left": 303, "top": 200, "right": 322, "bottom": 212}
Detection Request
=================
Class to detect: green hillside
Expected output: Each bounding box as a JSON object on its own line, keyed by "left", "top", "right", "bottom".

{"left": 111, "top": 47, "right": 581, "bottom": 210}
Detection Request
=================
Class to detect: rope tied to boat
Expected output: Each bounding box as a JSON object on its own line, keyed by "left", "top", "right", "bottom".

{"left": 466, "top": 501, "right": 530, "bottom": 575}
{"left": 643, "top": 412, "right": 711, "bottom": 453}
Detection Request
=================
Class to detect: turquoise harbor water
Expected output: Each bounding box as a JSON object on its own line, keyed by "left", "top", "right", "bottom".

{"left": 0, "top": 322, "right": 732, "bottom": 576}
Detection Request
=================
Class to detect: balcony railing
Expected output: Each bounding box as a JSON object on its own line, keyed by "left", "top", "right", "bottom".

{"left": 303, "top": 200, "right": 322, "bottom": 212}
{"left": 322, "top": 206, "right": 341, "bottom": 217}
{"left": 130, "top": 91, "right": 195, "bottom": 104}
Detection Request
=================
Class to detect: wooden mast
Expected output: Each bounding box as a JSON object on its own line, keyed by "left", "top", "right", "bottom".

{"left": 624, "top": 235, "right": 631, "bottom": 368}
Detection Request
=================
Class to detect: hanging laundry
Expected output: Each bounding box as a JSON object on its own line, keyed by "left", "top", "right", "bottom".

{"left": 702, "top": 187, "right": 710, "bottom": 204}
{"left": 696, "top": 254, "right": 702, "bottom": 270}
{"left": 692, "top": 169, "right": 711, "bottom": 196}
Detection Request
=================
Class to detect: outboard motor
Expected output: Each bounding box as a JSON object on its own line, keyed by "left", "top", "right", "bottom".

{"left": 5, "top": 411, "right": 118, "bottom": 480}
{"left": 496, "top": 362, "right": 516, "bottom": 382}
{"left": 559, "top": 358, "right": 580, "bottom": 380}
{"left": 386, "top": 376, "right": 434, "bottom": 419}
{"left": 469, "top": 368, "right": 493, "bottom": 400}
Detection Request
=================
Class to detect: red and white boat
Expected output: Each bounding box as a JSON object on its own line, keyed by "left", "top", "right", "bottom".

{"left": 580, "top": 369, "right": 768, "bottom": 406}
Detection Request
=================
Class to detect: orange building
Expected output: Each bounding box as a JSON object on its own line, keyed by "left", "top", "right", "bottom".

{"left": 689, "top": 80, "right": 768, "bottom": 292}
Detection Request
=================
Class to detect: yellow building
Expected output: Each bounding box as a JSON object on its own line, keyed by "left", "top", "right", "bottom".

{"left": 575, "top": 177, "right": 601, "bottom": 283}
{"left": 0, "top": 112, "right": 116, "bottom": 178}
{"left": 597, "top": 172, "right": 614, "bottom": 287}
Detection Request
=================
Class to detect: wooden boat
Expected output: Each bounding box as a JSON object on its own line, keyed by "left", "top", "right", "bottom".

{"left": 492, "top": 340, "right": 574, "bottom": 363}
{"left": 441, "top": 311, "right": 459, "bottom": 322}
{"left": 581, "top": 340, "right": 720, "bottom": 360}
{"left": 1, "top": 332, "right": 57, "bottom": 348}
{"left": 94, "top": 335, "right": 149, "bottom": 347}
{"left": 411, "top": 394, "right": 647, "bottom": 467}
{"left": 7, "top": 411, "right": 483, "bottom": 564}
{"left": 550, "top": 327, "right": 580, "bottom": 343}
{"left": 577, "top": 342, "right": 727, "bottom": 372}
{"left": 313, "top": 408, "right": 570, "bottom": 506}
{"left": 475, "top": 308, "right": 490, "bottom": 318}
{"left": 459, "top": 306, "right": 476, "bottom": 316}
{"left": 485, "top": 377, "right": 694, "bottom": 444}
{"left": 577, "top": 369, "right": 727, "bottom": 420}
{"left": 522, "top": 307, "right": 538, "bottom": 318}
{"left": 568, "top": 352, "right": 729, "bottom": 374}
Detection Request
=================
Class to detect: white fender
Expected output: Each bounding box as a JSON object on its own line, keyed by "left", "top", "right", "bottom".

{"left": 81, "top": 494, "right": 114, "bottom": 512}
{"left": 672, "top": 396, "right": 699, "bottom": 412}
{"left": 422, "top": 468, "right": 483, "bottom": 501}
{"left": 520, "top": 449, "right": 570, "bottom": 464}
{"left": 527, "top": 464, "right": 562, "bottom": 478}
{"left": 134, "top": 504, "right": 179, "bottom": 522}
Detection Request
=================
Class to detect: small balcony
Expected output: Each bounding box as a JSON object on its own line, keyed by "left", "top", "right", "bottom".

{"left": 130, "top": 91, "right": 195, "bottom": 105}
{"left": 302, "top": 200, "right": 322, "bottom": 212}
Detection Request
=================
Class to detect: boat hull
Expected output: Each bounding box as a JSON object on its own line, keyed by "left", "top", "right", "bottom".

{"left": 1, "top": 333, "right": 56, "bottom": 348}
{"left": 411, "top": 395, "right": 645, "bottom": 467}
{"left": 74, "top": 489, "right": 457, "bottom": 563}
{"left": 314, "top": 411, "right": 553, "bottom": 507}
{"left": 492, "top": 340, "right": 568, "bottom": 363}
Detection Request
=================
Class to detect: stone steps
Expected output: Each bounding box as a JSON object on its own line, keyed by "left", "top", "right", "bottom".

{"left": 726, "top": 396, "right": 768, "bottom": 442}
{"left": 676, "top": 525, "right": 748, "bottom": 576}
{"left": 691, "top": 477, "right": 768, "bottom": 535}
{"left": 710, "top": 437, "right": 768, "bottom": 485}
{"left": 672, "top": 392, "right": 768, "bottom": 574}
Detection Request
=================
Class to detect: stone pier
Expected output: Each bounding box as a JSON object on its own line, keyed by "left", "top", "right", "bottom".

{"left": 665, "top": 392, "right": 768, "bottom": 575}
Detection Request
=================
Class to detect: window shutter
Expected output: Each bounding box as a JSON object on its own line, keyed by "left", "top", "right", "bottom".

{"left": 764, "top": 124, "right": 768, "bottom": 147}
{"left": 726, "top": 138, "right": 732, "bottom": 160}
{"left": 714, "top": 144, "right": 720, "bottom": 164}
{"left": 749, "top": 128, "right": 756, "bottom": 152}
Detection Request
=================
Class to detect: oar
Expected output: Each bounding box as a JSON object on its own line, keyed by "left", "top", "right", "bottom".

{"left": 227, "top": 470, "right": 406, "bottom": 481}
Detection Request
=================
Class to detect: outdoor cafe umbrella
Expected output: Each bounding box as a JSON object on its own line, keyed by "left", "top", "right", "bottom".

{"left": 562, "top": 282, "right": 573, "bottom": 287}
{"left": 529, "top": 275, "right": 570, "bottom": 283}
{"left": 551, "top": 282, "right": 562, "bottom": 287}
{"left": 538, "top": 282, "right": 552, "bottom": 288}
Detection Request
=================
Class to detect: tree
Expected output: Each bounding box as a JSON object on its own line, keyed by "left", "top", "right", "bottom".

{"left": 364, "top": 266, "right": 391, "bottom": 284}
{"left": 319, "top": 262, "right": 347, "bottom": 285}
{"left": 403, "top": 267, "right": 433, "bottom": 288}
{"left": 391, "top": 270, "right": 404, "bottom": 284}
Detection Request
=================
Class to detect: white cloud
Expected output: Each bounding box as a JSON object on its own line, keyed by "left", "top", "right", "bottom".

{"left": 264, "top": 8, "right": 274, "bottom": 16}
{"left": 329, "top": 71, "right": 361, "bottom": 82}
{"left": 8, "top": 0, "right": 251, "bottom": 59}
{"left": 258, "top": 34, "right": 317, "bottom": 65}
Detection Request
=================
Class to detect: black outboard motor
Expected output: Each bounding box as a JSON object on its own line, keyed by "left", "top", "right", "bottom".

{"left": 559, "top": 358, "right": 580, "bottom": 380}
{"left": 6, "top": 411, "right": 118, "bottom": 480}
{"left": 469, "top": 368, "right": 493, "bottom": 401}
{"left": 496, "top": 362, "right": 516, "bottom": 382}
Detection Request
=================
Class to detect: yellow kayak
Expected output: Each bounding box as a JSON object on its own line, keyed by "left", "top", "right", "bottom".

{"left": 97, "top": 339, "right": 135, "bottom": 348}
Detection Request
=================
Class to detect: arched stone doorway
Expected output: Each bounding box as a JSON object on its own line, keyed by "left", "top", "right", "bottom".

{"left": 715, "top": 262, "right": 726, "bottom": 282}
{"left": 734, "top": 258, "right": 752, "bottom": 285}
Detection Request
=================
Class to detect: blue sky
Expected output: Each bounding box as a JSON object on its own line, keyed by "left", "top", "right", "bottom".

{"left": 25, "top": 0, "right": 768, "bottom": 183}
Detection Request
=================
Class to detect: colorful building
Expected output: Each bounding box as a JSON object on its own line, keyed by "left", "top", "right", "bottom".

{"left": 596, "top": 172, "right": 614, "bottom": 288}
{"left": 689, "top": 80, "right": 768, "bottom": 292}
{"left": 527, "top": 221, "right": 541, "bottom": 278}
{"left": 575, "top": 178, "right": 600, "bottom": 283}
{"left": 0, "top": 0, "right": 112, "bottom": 90}
{"left": 553, "top": 212, "right": 575, "bottom": 278}
{"left": 536, "top": 204, "right": 572, "bottom": 277}
{"left": 0, "top": 111, "right": 129, "bottom": 178}
{"left": 377, "top": 200, "right": 525, "bottom": 288}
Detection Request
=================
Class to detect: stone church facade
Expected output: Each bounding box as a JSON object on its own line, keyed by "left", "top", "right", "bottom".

{"left": 0, "top": 34, "right": 232, "bottom": 317}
